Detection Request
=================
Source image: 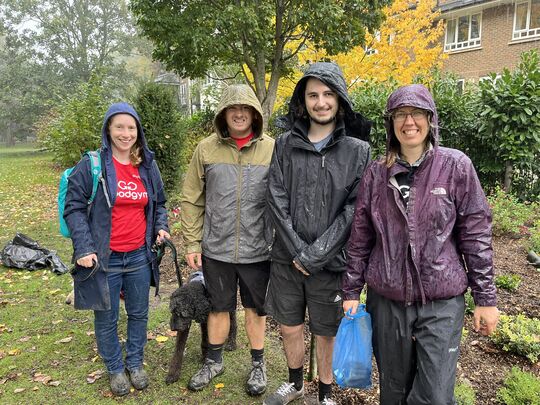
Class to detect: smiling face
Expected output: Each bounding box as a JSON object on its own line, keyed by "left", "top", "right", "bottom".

{"left": 304, "top": 78, "right": 339, "bottom": 126}
{"left": 109, "top": 114, "right": 138, "bottom": 159}
{"left": 392, "top": 106, "right": 430, "bottom": 156}
{"left": 225, "top": 104, "right": 254, "bottom": 138}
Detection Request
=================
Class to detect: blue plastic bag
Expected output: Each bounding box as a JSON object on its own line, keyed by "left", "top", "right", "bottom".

{"left": 332, "top": 304, "right": 372, "bottom": 388}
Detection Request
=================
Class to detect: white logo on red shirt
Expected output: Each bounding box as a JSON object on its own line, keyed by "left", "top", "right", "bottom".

{"left": 117, "top": 180, "right": 148, "bottom": 200}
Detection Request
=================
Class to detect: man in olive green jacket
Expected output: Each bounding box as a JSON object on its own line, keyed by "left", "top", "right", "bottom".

{"left": 180, "top": 84, "right": 274, "bottom": 395}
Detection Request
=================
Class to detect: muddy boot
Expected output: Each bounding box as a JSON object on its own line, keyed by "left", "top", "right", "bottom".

{"left": 109, "top": 371, "right": 130, "bottom": 396}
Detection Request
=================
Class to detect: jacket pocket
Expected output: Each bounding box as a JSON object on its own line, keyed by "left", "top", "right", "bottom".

{"left": 246, "top": 165, "right": 268, "bottom": 202}
{"left": 425, "top": 183, "right": 453, "bottom": 232}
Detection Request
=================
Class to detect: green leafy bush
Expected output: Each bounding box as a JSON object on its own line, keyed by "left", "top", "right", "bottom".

{"left": 350, "top": 80, "right": 395, "bottom": 159}
{"left": 491, "top": 314, "right": 540, "bottom": 363}
{"left": 497, "top": 367, "right": 540, "bottom": 405}
{"left": 178, "top": 109, "right": 214, "bottom": 176}
{"left": 529, "top": 218, "right": 540, "bottom": 253}
{"left": 495, "top": 274, "right": 522, "bottom": 292}
{"left": 464, "top": 290, "right": 475, "bottom": 315}
{"left": 488, "top": 187, "right": 537, "bottom": 236}
{"left": 476, "top": 50, "right": 540, "bottom": 201}
{"left": 37, "top": 74, "right": 111, "bottom": 167}
{"left": 134, "top": 82, "right": 186, "bottom": 195}
{"left": 455, "top": 380, "right": 476, "bottom": 405}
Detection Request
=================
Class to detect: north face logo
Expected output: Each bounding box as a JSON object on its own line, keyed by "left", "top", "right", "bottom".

{"left": 333, "top": 295, "right": 342, "bottom": 303}
{"left": 430, "top": 187, "right": 447, "bottom": 195}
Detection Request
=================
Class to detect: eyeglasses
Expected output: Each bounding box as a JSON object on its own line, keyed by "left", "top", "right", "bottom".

{"left": 391, "top": 110, "right": 428, "bottom": 123}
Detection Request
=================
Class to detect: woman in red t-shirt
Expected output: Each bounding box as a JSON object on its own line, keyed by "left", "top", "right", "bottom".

{"left": 65, "top": 102, "right": 170, "bottom": 396}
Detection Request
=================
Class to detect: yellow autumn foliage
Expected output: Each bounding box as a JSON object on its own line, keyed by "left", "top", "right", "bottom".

{"left": 274, "top": 0, "right": 446, "bottom": 108}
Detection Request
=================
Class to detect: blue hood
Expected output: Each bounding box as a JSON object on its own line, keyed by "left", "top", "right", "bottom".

{"left": 101, "top": 102, "right": 154, "bottom": 168}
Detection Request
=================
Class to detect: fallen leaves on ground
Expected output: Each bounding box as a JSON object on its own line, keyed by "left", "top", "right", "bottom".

{"left": 155, "top": 335, "right": 168, "bottom": 343}
{"left": 8, "top": 348, "right": 21, "bottom": 356}
{"left": 86, "top": 369, "right": 104, "bottom": 384}
{"left": 56, "top": 336, "right": 73, "bottom": 344}
{"left": 32, "top": 373, "right": 52, "bottom": 385}
{"left": 31, "top": 372, "right": 60, "bottom": 387}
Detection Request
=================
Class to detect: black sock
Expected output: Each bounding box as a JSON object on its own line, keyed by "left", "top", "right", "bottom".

{"left": 207, "top": 343, "right": 223, "bottom": 363}
{"left": 250, "top": 348, "right": 264, "bottom": 363}
{"left": 319, "top": 381, "right": 332, "bottom": 401}
{"left": 288, "top": 367, "right": 303, "bottom": 391}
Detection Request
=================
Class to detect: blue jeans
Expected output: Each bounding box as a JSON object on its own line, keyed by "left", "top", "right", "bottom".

{"left": 94, "top": 246, "right": 151, "bottom": 374}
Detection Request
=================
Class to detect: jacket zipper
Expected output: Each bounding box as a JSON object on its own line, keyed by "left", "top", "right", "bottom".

{"left": 234, "top": 150, "right": 243, "bottom": 262}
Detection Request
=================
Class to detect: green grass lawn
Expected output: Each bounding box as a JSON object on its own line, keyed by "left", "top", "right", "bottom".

{"left": 0, "top": 145, "right": 288, "bottom": 404}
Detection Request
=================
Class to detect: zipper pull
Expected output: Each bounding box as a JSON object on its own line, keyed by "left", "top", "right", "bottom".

{"left": 321, "top": 155, "right": 325, "bottom": 168}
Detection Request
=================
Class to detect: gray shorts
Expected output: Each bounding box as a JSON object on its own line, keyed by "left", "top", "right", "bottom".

{"left": 265, "top": 261, "right": 343, "bottom": 336}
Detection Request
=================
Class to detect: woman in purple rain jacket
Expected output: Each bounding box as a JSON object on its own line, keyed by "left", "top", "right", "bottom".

{"left": 342, "top": 84, "right": 499, "bottom": 405}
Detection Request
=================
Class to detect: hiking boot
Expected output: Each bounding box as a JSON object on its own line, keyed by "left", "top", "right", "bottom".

{"left": 127, "top": 367, "right": 149, "bottom": 390}
{"left": 320, "top": 397, "right": 337, "bottom": 405}
{"left": 187, "top": 358, "right": 224, "bottom": 391}
{"left": 263, "top": 382, "right": 304, "bottom": 405}
{"left": 109, "top": 371, "right": 130, "bottom": 396}
{"left": 246, "top": 359, "right": 267, "bottom": 395}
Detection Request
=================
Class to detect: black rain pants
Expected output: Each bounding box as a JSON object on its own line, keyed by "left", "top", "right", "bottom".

{"left": 367, "top": 289, "right": 464, "bottom": 405}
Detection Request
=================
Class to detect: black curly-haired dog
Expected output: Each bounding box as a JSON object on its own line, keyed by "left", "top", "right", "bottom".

{"left": 165, "top": 270, "right": 237, "bottom": 384}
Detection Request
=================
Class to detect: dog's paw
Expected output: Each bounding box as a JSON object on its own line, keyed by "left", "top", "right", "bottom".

{"left": 165, "top": 374, "right": 179, "bottom": 385}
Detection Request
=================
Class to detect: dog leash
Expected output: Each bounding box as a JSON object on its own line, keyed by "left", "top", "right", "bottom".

{"left": 154, "top": 238, "right": 183, "bottom": 287}
{"left": 70, "top": 239, "right": 182, "bottom": 283}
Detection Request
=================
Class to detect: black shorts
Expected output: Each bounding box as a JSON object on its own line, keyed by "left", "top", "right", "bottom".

{"left": 265, "top": 261, "right": 343, "bottom": 336}
{"left": 202, "top": 256, "right": 270, "bottom": 316}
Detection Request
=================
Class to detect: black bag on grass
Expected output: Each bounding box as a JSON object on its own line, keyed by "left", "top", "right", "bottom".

{"left": 0, "top": 233, "right": 68, "bottom": 275}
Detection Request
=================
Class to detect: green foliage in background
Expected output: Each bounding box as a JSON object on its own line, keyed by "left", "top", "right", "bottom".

{"left": 350, "top": 80, "right": 395, "bottom": 159}
{"left": 178, "top": 109, "right": 215, "bottom": 175}
{"left": 487, "top": 187, "right": 539, "bottom": 237}
{"left": 530, "top": 218, "right": 540, "bottom": 253}
{"left": 134, "top": 82, "right": 186, "bottom": 195}
{"left": 455, "top": 380, "right": 476, "bottom": 405}
{"left": 491, "top": 314, "right": 540, "bottom": 363}
{"left": 464, "top": 290, "right": 475, "bottom": 315}
{"left": 36, "top": 75, "right": 111, "bottom": 167}
{"left": 476, "top": 50, "right": 540, "bottom": 198}
{"left": 497, "top": 367, "right": 540, "bottom": 405}
{"left": 495, "top": 274, "right": 522, "bottom": 292}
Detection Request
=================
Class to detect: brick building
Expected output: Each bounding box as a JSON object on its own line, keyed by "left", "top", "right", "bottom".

{"left": 438, "top": 0, "right": 540, "bottom": 81}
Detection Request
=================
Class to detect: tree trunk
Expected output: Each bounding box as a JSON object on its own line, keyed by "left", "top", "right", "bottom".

{"left": 6, "top": 122, "right": 15, "bottom": 146}
{"left": 503, "top": 160, "right": 513, "bottom": 193}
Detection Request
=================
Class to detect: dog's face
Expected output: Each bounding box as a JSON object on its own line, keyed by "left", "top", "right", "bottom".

{"left": 169, "top": 278, "right": 211, "bottom": 329}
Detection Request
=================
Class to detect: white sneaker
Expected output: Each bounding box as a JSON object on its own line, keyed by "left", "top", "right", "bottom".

{"left": 263, "top": 382, "right": 304, "bottom": 405}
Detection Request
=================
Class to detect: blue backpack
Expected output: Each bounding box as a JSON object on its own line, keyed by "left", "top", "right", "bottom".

{"left": 58, "top": 151, "right": 103, "bottom": 238}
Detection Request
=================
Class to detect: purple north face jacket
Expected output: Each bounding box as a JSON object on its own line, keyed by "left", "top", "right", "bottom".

{"left": 342, "top": 84, "right": 497, "bottom": 307}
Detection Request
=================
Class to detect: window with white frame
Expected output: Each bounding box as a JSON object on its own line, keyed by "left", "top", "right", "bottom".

{"left": 445, "top": 13, "right": 482, "bottom": 51}
{"left": 513, "top": 0, "right": 540, "bottom": 39}
{"left": 179, "top": 83, "right": 188, "bottom": 105}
